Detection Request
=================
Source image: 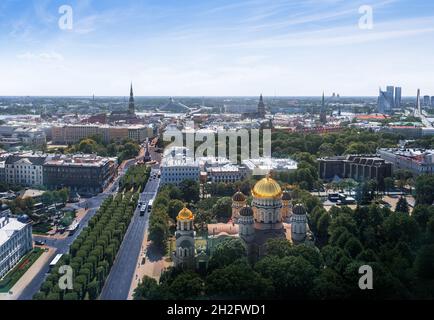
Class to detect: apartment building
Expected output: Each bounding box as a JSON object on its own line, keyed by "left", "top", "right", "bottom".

{"left": 43, "top": 154, "right": 118, "bottom": 195}
{"left": 5, "top": 153, "right": 49, "bottom": 187}
{"left": 0, "top": 215, "right": 33, "bottom": 279}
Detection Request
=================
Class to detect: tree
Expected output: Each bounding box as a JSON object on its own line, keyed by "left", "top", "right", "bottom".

{"left": 168, "top": 199, "right": 185, "bottom": 220}
{"left": 384, "top": 177, "right": 395, "bottom": 195}
{"left": 78, "top": 139, "right": 97, "bottom": 154}
{"left": 266, "top": 239, "right": 292, "bottom": 258}
{"left": 395, "top": 197, "right": 409, "bottom": 215}
{"left": 343, "top": 237, "right": 363, "bottom": 258}
{"left": 41, "top": 192, "right": 54, "bottom": 207}
{"left": 415, "top": 174, "right": 434, "bottom": 205}
{"left": 255, "top": 255, "right": 318, "bottom": 299}
{"left": 316, "top": 212, "right": 331, "bottom": 246}
{"left": 415, "top": 244, "right": 434, "bottom": 279}
{"left": 412, "top": 205, "right": 434, "bottom": 231}
{"left": 168, "top": 272, "right": 204, "bottom": 300}
{"left": 121, "top": 142, "right": 140, "bottom": 160}
{"left": 355, "top": 182, "right": 372, "bottom": 205}
{"left": 211, "top": 197, "right": 232, "bottom": 221}
{"left": 179, "top": 180, "right": 200, "bottom": 203}
{"left": 395, "top": 169, "right": 413, "bottom": 194}
{"left": 312, "top": 268, "right": 348, "bottom": 299}
{"left": 383, "top": 212, "right": 419, "bottom": 244}
{"left": 148, "top": 221, "right": 168, "bottom": 251}
{"left": 208, "top": 238, "right": 246, "bottom": 270}
{"left": 133, "top": 276, "right": 161, "bottom": 300}
{"left": 206, "top": 261, "right": 273, "bottom": 299}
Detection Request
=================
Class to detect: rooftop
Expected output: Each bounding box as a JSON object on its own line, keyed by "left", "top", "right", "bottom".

{"left": 45, "top": 154, "right": 117, "bottom": 167}
{"left": 0, "top": 217, "right": 28, "bottom": 247}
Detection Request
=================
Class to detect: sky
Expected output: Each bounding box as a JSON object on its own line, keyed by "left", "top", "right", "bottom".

{"left": 1, "top": 0, "right": 434, "bottom": 97}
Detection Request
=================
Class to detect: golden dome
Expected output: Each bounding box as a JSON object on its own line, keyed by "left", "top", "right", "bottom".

{"left": 177, "top": 207, "right": 194, "bottom": 221}
{"left": 252, "top": 176, "right": 282, "bottom": 199}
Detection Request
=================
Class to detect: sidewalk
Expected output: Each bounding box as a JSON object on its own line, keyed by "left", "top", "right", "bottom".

{"left": 127, "top": 232, "right": 173, "bottom": 300}
{"left": 0, "top": 247, "right": 56, "bottom": 300}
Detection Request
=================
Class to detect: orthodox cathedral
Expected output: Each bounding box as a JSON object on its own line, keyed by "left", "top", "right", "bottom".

{"left": 173, "top": 175, "right": 310, "bottom": 268}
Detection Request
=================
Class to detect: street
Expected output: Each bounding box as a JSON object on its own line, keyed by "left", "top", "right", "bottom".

{"left": 17, "top": 158, "right": 135, "bottom": 300}
{"left": 99, "top": 165, "right": 160, "bottom": 300}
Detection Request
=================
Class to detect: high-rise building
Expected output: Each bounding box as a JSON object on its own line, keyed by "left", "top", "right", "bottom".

{"left": 431, "top": 96, "right": 434, "bottom": 107}
{"left": 378, "top": 86, "right": 394, "bottom": 114}
{"left": 395, "top": 87, "right": 402, "bottom": 109}
{"left": 424, "top": 95, "right": 431, "bottom": 107}
{"left": 387, "top": 86, "right": 395, "bottom": 108}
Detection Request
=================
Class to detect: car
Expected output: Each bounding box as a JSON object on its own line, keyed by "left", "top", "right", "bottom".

{"left": 35, "top": 240, "right": 46, "bottom": 246}
{"left": 140, "top": 205, "right": 147, "bottom": 216}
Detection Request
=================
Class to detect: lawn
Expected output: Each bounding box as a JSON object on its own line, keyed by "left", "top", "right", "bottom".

{"left": 0, "top": 248, "right": 44, "bottom": 293}
{"left": 32, "top": 222, "right": 52, "bottom": 235}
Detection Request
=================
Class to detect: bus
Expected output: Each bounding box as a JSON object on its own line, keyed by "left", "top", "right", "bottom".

{"left": 67, "top": 220, "right": 79, "bottom": 236}
{"left": 49, "top": 254, "right": 63, "bottom": 269}
{"left": 147, "top": 199, "right": 154, "bottom": 213}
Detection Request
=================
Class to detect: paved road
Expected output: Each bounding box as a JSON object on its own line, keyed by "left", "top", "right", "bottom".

{"left": 17, "top": 163, "right": 130, "bottom": 300}
{"left": 99, "top": 170, "right": 160, "bottom": 300}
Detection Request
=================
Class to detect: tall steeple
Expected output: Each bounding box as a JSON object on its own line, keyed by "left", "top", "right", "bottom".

{"left": 128, "top": 83, "right": 135, "bottom": 115}
{"left": 257, "top": 94, "right": 266, "bottom": 118}
{"left": 320, "top": 92, "right": 327, "bottom": 124}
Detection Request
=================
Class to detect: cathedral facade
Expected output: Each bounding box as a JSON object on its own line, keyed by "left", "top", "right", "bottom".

{"left": 173, "top": 176, "right": 309, "bottom": 268}
{"left": 233, "top": 176, "right": 307, "bottom": 260}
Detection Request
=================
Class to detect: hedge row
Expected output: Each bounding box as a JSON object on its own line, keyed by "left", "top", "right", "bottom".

{"left": 33, "top": 191, "right": 140, "bottom": 300}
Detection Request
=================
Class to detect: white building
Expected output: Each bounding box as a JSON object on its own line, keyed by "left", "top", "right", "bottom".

{"left": 206, "top": 165, "right": 248, "bottom": 183}
{"left": 160, "top": 147, "right": 200, "bottom": 186}
{"left": 242, "top": 157, "right": 298, "bottom": 176}
{"left": 378, "top": 148, "right": 434, "bottom": 176}
{"left": 5, "top": 153, "right": 49, "bottom": 187}
{"left": 0, "top": 216, "right": 33, "bottom": 279}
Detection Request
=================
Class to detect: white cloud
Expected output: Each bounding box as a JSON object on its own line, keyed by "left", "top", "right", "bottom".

{"left": 17, "top": 51, "right": 64, "bottom": 62}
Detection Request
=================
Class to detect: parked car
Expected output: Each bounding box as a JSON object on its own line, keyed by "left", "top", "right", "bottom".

{"left": 35, "top": 240, "right": 46, "bottom": 246}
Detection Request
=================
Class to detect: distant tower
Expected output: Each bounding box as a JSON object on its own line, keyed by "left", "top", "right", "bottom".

{"left": 281, "top": 190, "right": 292, "bottom": 221}
{"left": 144, "top": 141, "right": 151, "bottom": 162}
{"left": 395, "top": 87, "right": 402, "bottom": 109}
{"left": 238, "top": 205, "right": 255, "bottom": 244}
{"left": 258, "top": 94, "right": 266, "bottom": 118}
{"left": 232, "top": 190, "right": 247, "bottom": 222}
{"left": 320, "top": 92, "right": 327, "bottom": 124}
{"left": 416, "top": 89, "right": 421, "bottom": 115}
{"left": 173, "top": 207, "right": 195, "bottom": 269}
{"left": 128, "top": 83, "right": 135, "bottom": 115}
{"left": 291, "top": 204, "right": 307, "bottom": 243}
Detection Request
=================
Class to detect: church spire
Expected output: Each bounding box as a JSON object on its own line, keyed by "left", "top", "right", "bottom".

{"left": 128, "top": 82, "right": 135, "bottom": 115}
{"left": 320, "top": 92, "right": 327, "bottom": 124}
{"left": 258, "top": 93, "right": 266, "bottom": 119}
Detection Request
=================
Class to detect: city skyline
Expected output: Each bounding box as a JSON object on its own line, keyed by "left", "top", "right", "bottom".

{"left": 1, "top": 0, "right": 434, "bottom": 96}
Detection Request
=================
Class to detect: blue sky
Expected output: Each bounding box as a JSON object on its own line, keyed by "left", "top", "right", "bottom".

{"left": 1, "top": 0, "right": 434, "bottom": 96}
